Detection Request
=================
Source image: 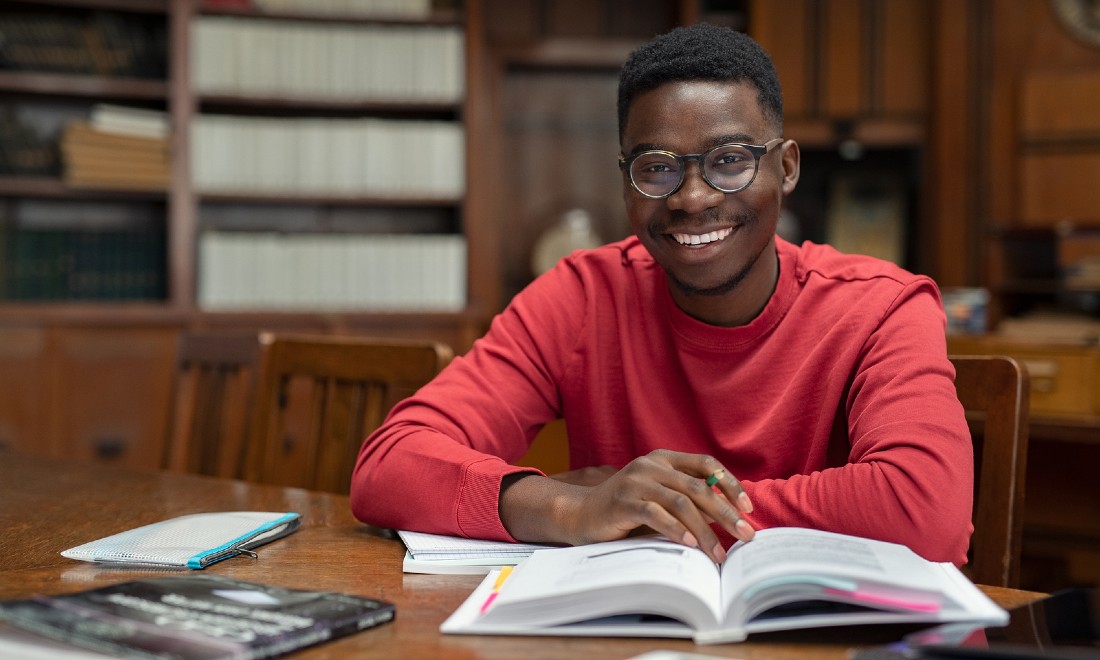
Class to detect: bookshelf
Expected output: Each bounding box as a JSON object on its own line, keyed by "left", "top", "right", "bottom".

{"left": 0, "top": 0, "right": 487, "bottom": 347}
{"left": 0, "top": 0, "right": 487, "bottom": 472}
{"left": 183, "top": 4, "right": 467, "bottom": 314}
{"left": 0, "top": 0, "right": 169, "bottom": 304}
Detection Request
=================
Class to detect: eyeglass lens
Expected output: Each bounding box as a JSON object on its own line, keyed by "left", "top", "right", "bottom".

{"left": 630, "top": 144, "right": 759, "bottom": 197}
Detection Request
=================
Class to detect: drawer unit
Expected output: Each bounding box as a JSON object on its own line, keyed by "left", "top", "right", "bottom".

{"left": 947, "top": 336, "right": 1100, "bottom": 418}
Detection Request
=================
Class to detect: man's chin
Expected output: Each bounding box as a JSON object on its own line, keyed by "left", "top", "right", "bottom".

{"left": 670, "top": 271, "right": 746, "bottom": 297}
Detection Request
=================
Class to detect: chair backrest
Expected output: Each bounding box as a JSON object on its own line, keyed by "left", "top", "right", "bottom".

{"left": 949, "top": 354, "right": 1030, "bottom": 588}
{"left": 164, "top": 331, "right": 266, "bottom": 478}
{"left": 244, "top": 333, "right": 453, "bottom": 493}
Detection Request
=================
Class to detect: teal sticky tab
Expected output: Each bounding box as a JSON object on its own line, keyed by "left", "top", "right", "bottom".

{"left": 741, "top": 574, "right": 857, "bottom": 601}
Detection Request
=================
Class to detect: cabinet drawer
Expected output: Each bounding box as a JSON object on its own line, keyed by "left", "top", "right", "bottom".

{"left": 52, "top": 326, "right": 178, "bottom": 469}
{"left": 1018, "top": 351, "right": 1098, "bottom": 416}
{"left": 948, "top": 337, "right": 1100, "bottom": 417}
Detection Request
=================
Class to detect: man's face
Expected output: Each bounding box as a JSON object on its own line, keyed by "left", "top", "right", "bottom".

{"left": 620, "top": 79, "right": 797, "bottom": 326}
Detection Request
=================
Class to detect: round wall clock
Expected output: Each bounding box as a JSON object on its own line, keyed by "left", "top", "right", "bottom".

{"left": 1050, "top": 0, "right": 1100, "bottom": 46}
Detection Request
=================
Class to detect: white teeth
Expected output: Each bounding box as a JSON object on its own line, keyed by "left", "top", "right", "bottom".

{"left": 672, "top": 227, "right": 733, "bottom": 246}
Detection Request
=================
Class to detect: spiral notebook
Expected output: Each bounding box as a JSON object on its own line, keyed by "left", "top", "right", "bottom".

{"left": 397, "top": 530, "right": 557, "bottom": 575}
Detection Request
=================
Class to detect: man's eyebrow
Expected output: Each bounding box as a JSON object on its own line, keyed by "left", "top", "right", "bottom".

{"left": 623, "top": 134, "right": 759, "bottom": 157}
{"left": 624, "top": 143, "right": 664, "bottom": 157}
{"left": 713, "top": 133, "right": 756, "bottom": 145}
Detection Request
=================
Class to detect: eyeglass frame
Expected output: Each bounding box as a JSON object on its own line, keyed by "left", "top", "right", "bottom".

{"left": 618, "top": 137, "right": 785, "bottom": 199}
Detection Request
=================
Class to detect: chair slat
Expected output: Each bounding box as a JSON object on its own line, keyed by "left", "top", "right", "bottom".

{"left": 950, "top": 354, "right": 1030, "bottom": 588}
{"left": 164, "top": 332, "right": 265, "bottom": 479}
{"left": 244, "top": 333, "right": 453, "bottom": 494}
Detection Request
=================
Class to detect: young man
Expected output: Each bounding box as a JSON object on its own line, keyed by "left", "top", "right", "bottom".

{"left": 350, "top": 24, "right": 972, "bottom": 566}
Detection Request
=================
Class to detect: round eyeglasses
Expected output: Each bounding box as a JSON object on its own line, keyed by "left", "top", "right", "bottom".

{"left": 618, "top": 138, "right": 784, "bottom": 199}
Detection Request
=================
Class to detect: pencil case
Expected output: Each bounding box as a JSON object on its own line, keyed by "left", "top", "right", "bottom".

{"left": 60, "top": 511, "right": 301, "bottom": 569}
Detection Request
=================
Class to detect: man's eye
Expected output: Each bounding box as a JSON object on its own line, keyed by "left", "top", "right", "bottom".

{"left": 634, "top": 155, "right": 678, "bottom": 174}
{"left": 714, "top": 153, "right": 747, "bottom": 165}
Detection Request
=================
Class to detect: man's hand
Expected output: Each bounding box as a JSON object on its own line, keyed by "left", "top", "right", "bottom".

{"left": 548, "top": 465, "right": 616, "bottom": 486}
{"left": 501, "top": 449, "right": 754, "bottom": 563}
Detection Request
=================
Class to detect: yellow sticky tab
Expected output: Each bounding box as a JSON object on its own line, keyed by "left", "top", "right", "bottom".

{"left": 493, "top": 565, "right": 514, "bottom": 591}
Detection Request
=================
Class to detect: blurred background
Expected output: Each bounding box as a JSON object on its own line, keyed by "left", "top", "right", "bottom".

{"left": 0, "top": 0, "right": 1097, "bottom": 594}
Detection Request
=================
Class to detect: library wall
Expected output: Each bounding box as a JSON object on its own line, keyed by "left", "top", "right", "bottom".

{"left": 0, "top": 0, "right": 485, "bottom": 471}
{"left": 0, "top": 0, "right": 1098, "bottom": 594}
{"left": 0, "top": 0, "right": 476, "bottom": 318}
{"left": 944, "top": 0, "right": 1100, "bottom": 593}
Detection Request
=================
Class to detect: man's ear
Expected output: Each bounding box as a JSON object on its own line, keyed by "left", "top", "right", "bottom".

{"left": 780, "top": 139, "right": 800, "bottom": 196}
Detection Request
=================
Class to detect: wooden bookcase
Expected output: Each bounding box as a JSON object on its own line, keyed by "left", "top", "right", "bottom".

{"left": 0, "top": 0, "right": 491, "bottom": 468}
{"left": 1, "top": 0, "right": 1097, "bottom": 593}
{"left": 0, "top": 0, "right": 491, "bottom": 344}
{"left": 936, "top": 0, "right": 1100, "bottom": 593}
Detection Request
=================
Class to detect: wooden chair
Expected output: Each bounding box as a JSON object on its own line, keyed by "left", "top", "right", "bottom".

{"left": 243, "top": 333, "right": 453, "bottom": 493}
{"left": 950, "top": 354, "right": 1030, "bottom": 588}
{"left": 163, "top": 331, "right": 266, "bottom": 478}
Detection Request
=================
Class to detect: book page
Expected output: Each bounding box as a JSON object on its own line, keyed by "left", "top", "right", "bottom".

{"left": 718, "top": 528, "right": 956, "bottom": 624}
{"left": 479, "top": 538, "right": 724, "bottom": 631}
{"left": 396, "top": 530, "right": 556, "bottom": 561}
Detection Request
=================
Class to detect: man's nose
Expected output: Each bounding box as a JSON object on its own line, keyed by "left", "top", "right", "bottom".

{"left": 665, "top": 161, "right": 724, "bottom": 214}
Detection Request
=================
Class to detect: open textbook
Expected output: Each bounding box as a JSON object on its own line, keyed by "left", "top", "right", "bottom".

{"left": 442, "top": 527, "right": 1008, "bottom": 645}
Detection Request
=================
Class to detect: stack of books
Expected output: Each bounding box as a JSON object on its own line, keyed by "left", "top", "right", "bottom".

{"left": 0, "top": 11, "right": 166, "bottom": 78}
{"left": 60, "top": 105, "right": 170, "bottom": 191}
{"left": 203, "top": 0, "right": 434, "bottom": 19}
{"left": 0, "top": 199, "right": 167, "bottom": 302}
{"left": 190, "top": 17, "right": 463, "bottom": 103}
{"left": 198, "top": 231, "right": 466, "bottom": 312}
{"left": 1059, "top": 229, "right": 1100, "bottom": 291}
{"left": 191, "top": 115, "right": 464, "bottom": 198}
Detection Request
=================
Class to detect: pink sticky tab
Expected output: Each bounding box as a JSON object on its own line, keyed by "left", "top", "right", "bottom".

{"left": 479, "top": 591, "right": 499, "bottom": 614}
{"left": 822, "top": 586, "right": 940, "bottom": 613}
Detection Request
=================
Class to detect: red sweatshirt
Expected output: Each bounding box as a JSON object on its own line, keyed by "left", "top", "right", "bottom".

{"left": 351, "top": 236, "right": 973, "bottom": 565}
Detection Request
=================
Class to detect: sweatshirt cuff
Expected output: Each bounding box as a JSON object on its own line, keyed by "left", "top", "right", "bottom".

{"left": 455, "top": 457, "right": 543, "bottom": 541}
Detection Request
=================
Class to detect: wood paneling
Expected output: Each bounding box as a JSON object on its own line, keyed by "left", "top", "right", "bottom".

{"left": 0, "top": 325, "right": 178, "bottom": 468}
{"left": 750, "top": 0, "right": 813, "bottom": 119}
{"left": 753, "top": 0, "right": 929, "bottom": 126}
{"left": 547, "top": 0, "right": 604, "bottom": 37}
{"left": 1020, "top": 153, "right": 1100, "bottom": 225}
{"left": 926, "top": 0, "right": 980, "bottom": 286}
{"left": 1023, "top": 441, "right": 1100, "bottom": 588}
{"left": 1020, "top": 69, "right": 1100, "bottom": 140}
{"left": 878, "top": 0, "right": 930, "bottom": 116}
{"left": 821, "top": 0, "right": 864, "bottom": 117}
{"left": 0, "top": 327, "right": 50, "bottom": 455}
{"left": 497, "top": 67, "right": 627, "bottom": 301}
{"left": 987, "top": 0, "right": 1100, "bottom": 229}
{"left": 51, "top": 326, "right": 177, "bottom": 468}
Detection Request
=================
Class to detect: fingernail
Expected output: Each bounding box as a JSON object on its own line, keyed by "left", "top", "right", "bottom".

{"left": 682, "top": 531, "right": 698, "bottom": 548}
{"left": 712, "top": 543, "right": 727, "bottom": 563}
{"left": 737, "top": 492, "right": 754, "bottom": 513}
{"left": 736, "top": 519, "right": 755, "bottom": 540}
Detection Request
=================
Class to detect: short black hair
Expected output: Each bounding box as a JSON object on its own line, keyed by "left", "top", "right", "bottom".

{"left": 617, "top": 23, "right": 783, "bottom": 142}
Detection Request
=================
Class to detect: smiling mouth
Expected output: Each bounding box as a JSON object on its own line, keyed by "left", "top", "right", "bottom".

{"left": 670, "top": 227, "right": 733, "bottom": 248}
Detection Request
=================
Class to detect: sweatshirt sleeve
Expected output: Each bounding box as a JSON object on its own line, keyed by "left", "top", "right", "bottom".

{"left": 740, "top": 279, "right": 975, "bottom": 566}
{"left": 349, "top": 259, "right": 586, "bottom": 540}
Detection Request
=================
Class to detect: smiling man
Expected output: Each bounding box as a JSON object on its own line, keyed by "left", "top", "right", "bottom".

{"left": 350, "top": 24, "right": 973, "bottom": 567}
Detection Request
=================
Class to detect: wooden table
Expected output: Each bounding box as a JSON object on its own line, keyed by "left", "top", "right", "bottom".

{"left": 0, "top": 454, "right": 1046, "bottom": 659}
